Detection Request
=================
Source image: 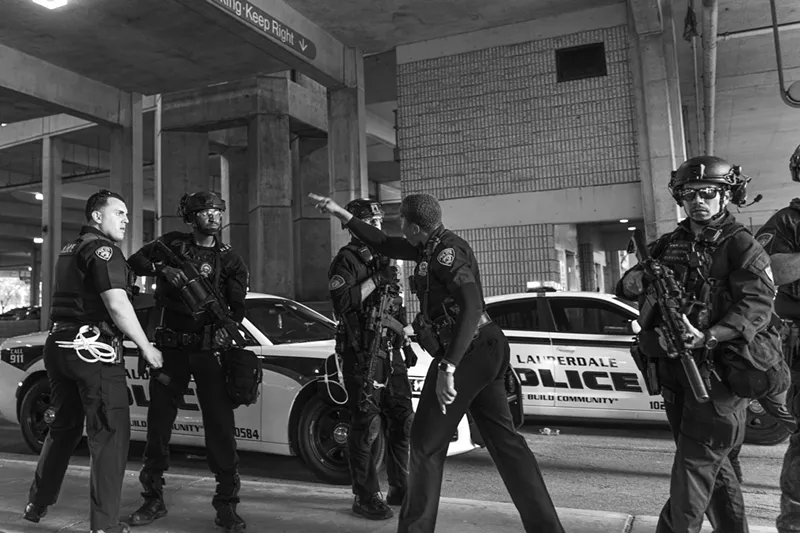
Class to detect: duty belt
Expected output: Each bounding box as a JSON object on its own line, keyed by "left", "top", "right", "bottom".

{"left": 154, "top": 326, "right": 208, "bottom": 349}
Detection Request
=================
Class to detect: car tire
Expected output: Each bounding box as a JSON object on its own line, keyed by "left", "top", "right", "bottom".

{"left": 20, "top": 376, "right": 52, "bottom": 455}
{"left": 743, "top": 400, "right": 791, "bottom": 445}
{"left": 297, "top": 394, "right": 385, "bottom": 485}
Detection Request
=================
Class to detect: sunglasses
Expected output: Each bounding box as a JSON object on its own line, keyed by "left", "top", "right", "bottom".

{"left": 677, "top": 187, "right": 722, "bottom": 202}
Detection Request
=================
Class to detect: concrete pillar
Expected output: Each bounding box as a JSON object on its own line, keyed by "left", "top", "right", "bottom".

{"left": 220, "top": 147, "right": 250, "bottom": 266}
{"left": 293, "top": 137, "right": 332, "bottom": 305}
{"left": 40, "top": 136, "right": 62, "bottom": 330}
{"left": 31, "top": 243, "right": 41, "bottom": 307}
{"left": 661, "top": 0, "right": 687, "bottom": 166}
{"left": 156, "top": 129, "right": 209, "bottom": 236}
{"left": 607, "top": 250, "right": 622, "bottom": 291}
{"left": 110, "top": 93, "right": 144, "bottom": 257}
{"left": 327, "top": 48, "right": 369, "bottom": 255}
{"left": 628, "top": 5, "right": 682, "bottom": 241}
{"left": 248, "top": 113, "right": 293, "bottom": 297}
{"left": 578, "top": 243, "right": 597, "bottom": 292}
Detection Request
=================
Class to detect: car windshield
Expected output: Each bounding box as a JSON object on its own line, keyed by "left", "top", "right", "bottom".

{"left": 246, "top": 298, "right": 336, "bottom": 345}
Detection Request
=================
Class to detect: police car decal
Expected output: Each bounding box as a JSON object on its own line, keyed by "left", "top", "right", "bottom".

{"left": 329, "top": 275, "right": 346, "bottom": 290}
{"left": 437, "top": 248, "right": 455, "bottom": 267}
{"left": 95, "top": 246, "right": 113, "bottom": 261}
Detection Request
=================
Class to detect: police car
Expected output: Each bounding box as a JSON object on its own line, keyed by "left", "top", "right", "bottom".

{"left": 0, "top": 293, "right": 502, "bottom": 485}
{"left": 487, "top": 282, "right": 788, "bottom": 445}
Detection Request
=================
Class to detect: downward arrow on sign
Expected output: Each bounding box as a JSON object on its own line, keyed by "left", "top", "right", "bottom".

{"left": 300, "top": 39, "right": 307, "bottom": 51}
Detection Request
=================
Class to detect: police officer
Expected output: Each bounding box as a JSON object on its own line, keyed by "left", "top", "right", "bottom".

{"left": 328, "top": 199, "right": 415, "bottom": 520}
{"left": 756, "top": 144, "right": 800, "bottom": 533}
{"left": 311, "top": 192, "right": 564, "bottom": 533}
{"left": 23, "top": 190, "right": 163, "bottom": 533}
{"left": 617, "top": 155, "right": 777, "bottom": 533}
{"left": 126, "top": 192, "right": 249, "bottom": 533}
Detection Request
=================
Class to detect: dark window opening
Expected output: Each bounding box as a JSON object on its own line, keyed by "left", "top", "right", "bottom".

{"left": 555, "top": 42, "right": 607, "bottom": 82}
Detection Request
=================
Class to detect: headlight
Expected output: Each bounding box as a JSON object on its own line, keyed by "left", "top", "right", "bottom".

{"left": 409, "top": 377, "right": 425, "bottom": 396}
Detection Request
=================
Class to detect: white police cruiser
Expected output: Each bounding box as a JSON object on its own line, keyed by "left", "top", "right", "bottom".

{"left": 486, "top": 282, "right": 788, "bottom": 445}
{"left": 0, "top": 293, "right": 494, "bottom": 485}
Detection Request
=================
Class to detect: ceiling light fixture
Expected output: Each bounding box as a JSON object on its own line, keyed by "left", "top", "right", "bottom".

{"left": 30, "top": 0, "right": 68, "bottom": 9}
{"left": 619, "top": 219, "right": 629, "bottom": 223}
{"left": 33, "top": 237, "right": 44, "bottom": 244}
{"left": 627, "top": 226, "right": 636, "bottom": 231}
{"left": 34, "top": 193, "right": 43, "bottom": 201}
{"left": 0, "top": 123, "right": 7, "bottom": 127}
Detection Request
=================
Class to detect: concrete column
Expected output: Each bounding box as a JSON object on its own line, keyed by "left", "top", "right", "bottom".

{"left": 607, "top": 250, "right": 622, "bottom": 291}
{"left": 578, "top": 243, "right": 596, "bottom": 292}
{"left": 31, "top": 243, "right": 41, "bottom": 307}
{"left": 327, "top": 48, "right": 368, "bottom": 255}
{"left": 110, "top": 93, "right": 144, "bottom": 257}
{"left": 660, "top": 0, "right": 687, "bottom": 165}
{"left": 156, "top": 129, "right": 209, "bottom": 235}
{"left": 220, "top": 147, "right": 250, "bottom": 266}
{"left": 248, "top": 113, "right": 293, "bottom": 297}
{"left": 40, "top": 136, "right": 62, "bottom": 331}
{"left": 628, "top": 6, "right": 682, "bottom": 241}
{"left": 293, "top": 137, "right": 331, "bottom": 305}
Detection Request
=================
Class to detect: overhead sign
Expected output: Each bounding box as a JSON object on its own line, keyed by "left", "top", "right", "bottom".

{"left": 211, "top": 0, "right": 318, "bottom": 60}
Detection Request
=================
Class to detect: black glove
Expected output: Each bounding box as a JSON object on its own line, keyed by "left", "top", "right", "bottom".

{"left": 402, "top": 341, "right": 418, "bottom": 368}
{"left": 372, "top": 265, "right": 396, "bottom": 287}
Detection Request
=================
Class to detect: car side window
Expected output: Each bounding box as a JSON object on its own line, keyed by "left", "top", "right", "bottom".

{"left": 486, "top": 299, "right": 543, "bottom": 331}
{"left": 246, "top": 299, "right": 336, "bottom": 345}
{"left": 547, "top": 298, "right": 634, "bottom": 335}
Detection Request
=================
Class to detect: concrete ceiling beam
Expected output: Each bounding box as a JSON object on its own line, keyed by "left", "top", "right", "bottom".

{"left": 628, "top": 0, "right": 663, "bottom": 36}
{"left": 62, "top": 142, "right": 112, "bottom": 170}
{"left": 0, "top": 43, "right": 133, "bottom": 128}
{"left": 0, "top": 221, "right": 81, "bottom": 241}
{"left": 0, "top": 200, "right": 84, "bottom": 224}
{"left": 0, "top": 115, "right": 94, "bottom": 151}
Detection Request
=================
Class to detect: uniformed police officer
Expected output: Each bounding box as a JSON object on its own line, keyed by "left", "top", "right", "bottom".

{"left": 126, "top": 192, "right": 249, "bottom": 533}
{"left": 617, "top": 155, "right": 777, "bottom": 533}
{"left": 755, "top": 144, "right": 800, "bottom": 533}
{"left": 328, "top": 198, "right": 415, "bottom": 520}
{"left": 23, "top": 190, "right": 164, "bottom": 533}
{"left": 311, "top": 192, "right": 564, "bottom": 533}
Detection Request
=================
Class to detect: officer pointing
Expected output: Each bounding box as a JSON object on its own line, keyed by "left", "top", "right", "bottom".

{"left": 23, "top": 190, "right": 163, "bottom": 533}
{"left": 311, "top": 192, "right": 564, "bottom": 533}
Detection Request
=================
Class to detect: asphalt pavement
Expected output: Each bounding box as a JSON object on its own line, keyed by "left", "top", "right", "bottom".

{"left": 0, "top": 454, "right": 779, "bottom": 533}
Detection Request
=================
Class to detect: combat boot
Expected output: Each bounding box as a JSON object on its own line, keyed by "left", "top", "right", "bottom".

{"left": 23, "top": 502, "right": 47, "bottom": 523}
{"left": 128, "top": 470, "right": 167, "bottom": 526}
{"left": 215, "top": 503, "right": 246, "bottom": 532}
{"left": 352, "top": 493, "right": 394, "bottom": 520}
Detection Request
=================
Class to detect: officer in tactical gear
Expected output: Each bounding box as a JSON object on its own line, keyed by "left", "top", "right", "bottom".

{"left": 756, "top": 144, "right": 800, "bottom": 533}
{"left": 618, "top": 155, "right": 779, "bottom": 533}
{"left": 24, "top": 190, "right": 163, "bottom": 533}
{"left": 126, "top": 191, "right": 249, "bottom": 533}
{"left": 312, "top": 192, "right": 564, "bottom": 533}
{"left": 328, "top": 198, "right": 415, "bottom": 520}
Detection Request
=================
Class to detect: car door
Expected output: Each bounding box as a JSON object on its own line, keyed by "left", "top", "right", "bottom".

{"left": 544, "top": 296, "right": 648, "bottom": 419}
{"left": 485, "top": 297, "right": 556, "bottom": 414}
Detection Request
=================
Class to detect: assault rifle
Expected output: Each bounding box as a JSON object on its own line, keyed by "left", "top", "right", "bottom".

{"left": 360, "top": 261, "right": 409, "bottom": 411}
{"left": 630, "top": 229, "right": 710, "bottom": 403}
{"left": 154, "top": 240, "right": 246, "bottom": 347}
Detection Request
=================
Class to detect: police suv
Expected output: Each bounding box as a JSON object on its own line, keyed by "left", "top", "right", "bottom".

{"left": 0, "top": 293, "right": 501, "bottom": 485}
{"left": 487, "top": 282, "right": 787, "bottom": 445}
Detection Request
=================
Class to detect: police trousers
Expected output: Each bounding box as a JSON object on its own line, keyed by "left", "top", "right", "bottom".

{"left": 656, "top": 358, "right": 749, "bottom": 533}
{"left": 141, "top": 348, "right": 240, "bottom": 509}
{"left": 778, "top": 377, "right": 800, "bottom": 532}
{"left": 343, "top": 350, "right": 413, "bottom": 499}
{"left": 398, "top": 323, "right": 564, "bottom": 533}
{"left": 29, "top": 330, "right": 131, "bottom": 531}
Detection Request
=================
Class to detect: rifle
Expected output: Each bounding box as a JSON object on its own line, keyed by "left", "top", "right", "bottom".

{"left": 153, "top": 240, "right": 246, "bottom": 347}
{"left": 630, "top": 229, "right": 710, "bottom": 403}
{"left": 359, "top": 261, "right": 406, "bottom": 411}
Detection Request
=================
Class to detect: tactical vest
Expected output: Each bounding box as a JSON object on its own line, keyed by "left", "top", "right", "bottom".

{"left": 51, "top": 233, "right": 123, "bottom": 323}
{"left": 157, "top": 236, "right": 228, "bottom": 317}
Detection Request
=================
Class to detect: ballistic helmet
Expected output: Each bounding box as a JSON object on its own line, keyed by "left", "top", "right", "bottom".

{"left": 178, "top": 191, "right": 226, "bottom": 222}
{"left": 343, "top": 198, "right": 384, "bottom": 229}
{"left": 668, "top": 155, "right": 750, "bottom": 207}
{"left": 791, "top": 145, "right": 800, "bottom": 182}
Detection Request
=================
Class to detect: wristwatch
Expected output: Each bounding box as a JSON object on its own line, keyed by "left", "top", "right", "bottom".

{"left": 438, "top": 360, "right": 456, "bottom": 374}
{"left": 703, "top": 331, "right": 719, "bottom": 350}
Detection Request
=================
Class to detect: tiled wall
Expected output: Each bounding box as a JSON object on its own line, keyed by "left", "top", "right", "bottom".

{"left": 397, "top": 25, "right": 639, "bottom": 201}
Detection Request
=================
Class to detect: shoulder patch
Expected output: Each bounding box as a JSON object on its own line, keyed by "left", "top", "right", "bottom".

{"left": 329, "top": 275, "right": 346, "bottom": 291}
{"left": 95, "top": 246, "right": 113, "bottom": 261}
{"left": 756, "top": 232, "right": 774, "bottom": 249}
{"left": 436, "top": 247, "right": 455, "bottom": 267}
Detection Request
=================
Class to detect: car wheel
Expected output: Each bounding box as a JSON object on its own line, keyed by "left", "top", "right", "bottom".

{"left": 743, "top": 399, "right": 791, "bottom": 445}
{"left": 20, "top": 377, "right": 53, "bottom": 455}
{"left": 297, "top": 394, "right": 385, "bottom": 485}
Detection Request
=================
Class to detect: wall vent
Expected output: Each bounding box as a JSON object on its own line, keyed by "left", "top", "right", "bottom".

{"left": 555, "top": 42, "right": 607, "bottom": 82}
